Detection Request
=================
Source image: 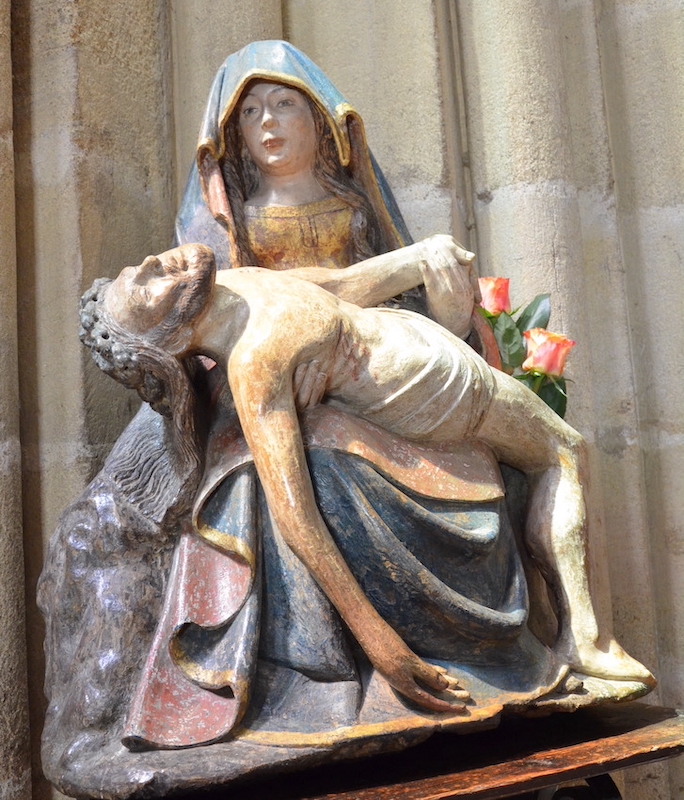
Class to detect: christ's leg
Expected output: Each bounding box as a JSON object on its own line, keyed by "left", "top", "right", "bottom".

{"left": 475, "top": 373, "right": 654, "bottom": 684}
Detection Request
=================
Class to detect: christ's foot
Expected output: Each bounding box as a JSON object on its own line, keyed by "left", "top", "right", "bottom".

{"left": 563, "top": 636, "right": 655, "bottom": 687}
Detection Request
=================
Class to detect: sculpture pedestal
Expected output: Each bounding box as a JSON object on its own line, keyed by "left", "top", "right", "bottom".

{"left": 174, "top": 703, "right": 683, "bottom": 800}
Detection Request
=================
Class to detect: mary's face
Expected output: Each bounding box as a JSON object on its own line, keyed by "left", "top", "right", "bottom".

{"left": 238, "top": 81, "right": 318, "bottom": 178}
{"left": 104, "top": 246, "right": 207, "bottom": 336}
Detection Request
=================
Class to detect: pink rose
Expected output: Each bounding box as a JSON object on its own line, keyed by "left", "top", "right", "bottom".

{"left": 522, "top": 328, "right": 576, "bottom": 377}
{"left": 478, "top": 277, "right": 511, "bottom": 315}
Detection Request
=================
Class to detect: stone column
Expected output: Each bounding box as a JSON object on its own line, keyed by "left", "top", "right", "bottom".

{"left": 0, "top": 0, "right": 31, "bottom": 796}
{"left": 597, "top": 2, "right": 684, "bottom": 797}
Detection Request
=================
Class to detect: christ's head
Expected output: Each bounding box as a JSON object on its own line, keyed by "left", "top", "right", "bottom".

{"left": 102, "top": 243, "right": 216, "bottom": 345}
{"left": 79, "top": 243, "right": 216, "bottom": 413}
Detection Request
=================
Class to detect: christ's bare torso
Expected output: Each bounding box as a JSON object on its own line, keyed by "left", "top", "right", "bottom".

{"left": 216, "top": 268, "right": 494, "bottom": 446}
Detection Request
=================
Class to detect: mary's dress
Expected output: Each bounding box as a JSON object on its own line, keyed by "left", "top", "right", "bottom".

{"left": 38, "top": 41, "right": 566, "bottom": 797}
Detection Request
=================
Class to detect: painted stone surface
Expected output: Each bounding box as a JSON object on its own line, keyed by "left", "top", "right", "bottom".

{"left": 38, "top": 41, "right": 653, "bottom": 799}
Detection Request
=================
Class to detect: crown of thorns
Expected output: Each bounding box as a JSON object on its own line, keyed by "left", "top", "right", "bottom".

{"left": 79, "top": 278, "right": 140, "bottom": 378}
{"left": 79, "top": 278, "right": 170, "bottom": 414}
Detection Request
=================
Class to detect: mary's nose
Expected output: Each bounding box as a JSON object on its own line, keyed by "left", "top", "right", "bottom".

{"left": 261, "top": 109, "right": 277, "bottom": 129}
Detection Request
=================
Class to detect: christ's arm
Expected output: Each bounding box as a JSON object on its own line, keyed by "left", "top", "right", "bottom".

{"left": 227, "top": 337, "right": 465, "bottom": 713}
{"left": 286, "top": 234, "right": 476, "bottom": 320}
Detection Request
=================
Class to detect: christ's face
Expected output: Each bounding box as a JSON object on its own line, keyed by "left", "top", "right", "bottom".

{"left": 104, "top": 246, "right": 209, "bottom": 337}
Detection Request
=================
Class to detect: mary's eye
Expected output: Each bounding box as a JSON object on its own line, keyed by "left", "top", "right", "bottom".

{"left": 277, "top": 98, "right": 294, "bottom": 108}
{"left": 241, "top": 105, "right": 258, "bottom": 117}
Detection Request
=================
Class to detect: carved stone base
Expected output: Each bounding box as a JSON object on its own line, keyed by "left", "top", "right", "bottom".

{"left": 47, "top": 670, "right": 653, "bottom": 799}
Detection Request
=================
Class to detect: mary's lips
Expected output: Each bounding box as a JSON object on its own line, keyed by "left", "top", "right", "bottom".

{"left": 263, "top": 137, "right": 285, "bottom": 149}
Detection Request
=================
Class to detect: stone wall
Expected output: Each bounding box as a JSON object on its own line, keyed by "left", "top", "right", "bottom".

{"left": 0, "top": 0, "right": 31, "bottom": 796}
{"left": 2, "top": 2, "right": 681, "bottom": 798}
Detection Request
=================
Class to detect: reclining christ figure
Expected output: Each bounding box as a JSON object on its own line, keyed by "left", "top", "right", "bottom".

{"left": 79, "top": 242, "right": 652, "bottom": 713}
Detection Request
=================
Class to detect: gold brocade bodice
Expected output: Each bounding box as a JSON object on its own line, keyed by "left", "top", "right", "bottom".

{"left": 245, "top": 196, "right": 354, "bottom": 271}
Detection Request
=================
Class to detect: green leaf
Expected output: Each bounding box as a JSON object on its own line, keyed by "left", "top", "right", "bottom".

{"left": 476, "top": 305, "right": 497, "bottom": 328}
{"left": 516, "top": 294, "right": 551, "bottom": 333}
{"left": 516, "top": 373, "right": 568, "bottom": 418}
{"left": 493, "top": 313, "right": 526, "bottom": 369}
{"left": 516, "top": 373, "right": 538, "bottom": 389}
{"left": 538, "top": 377, "right": 568, "bottom": 419}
